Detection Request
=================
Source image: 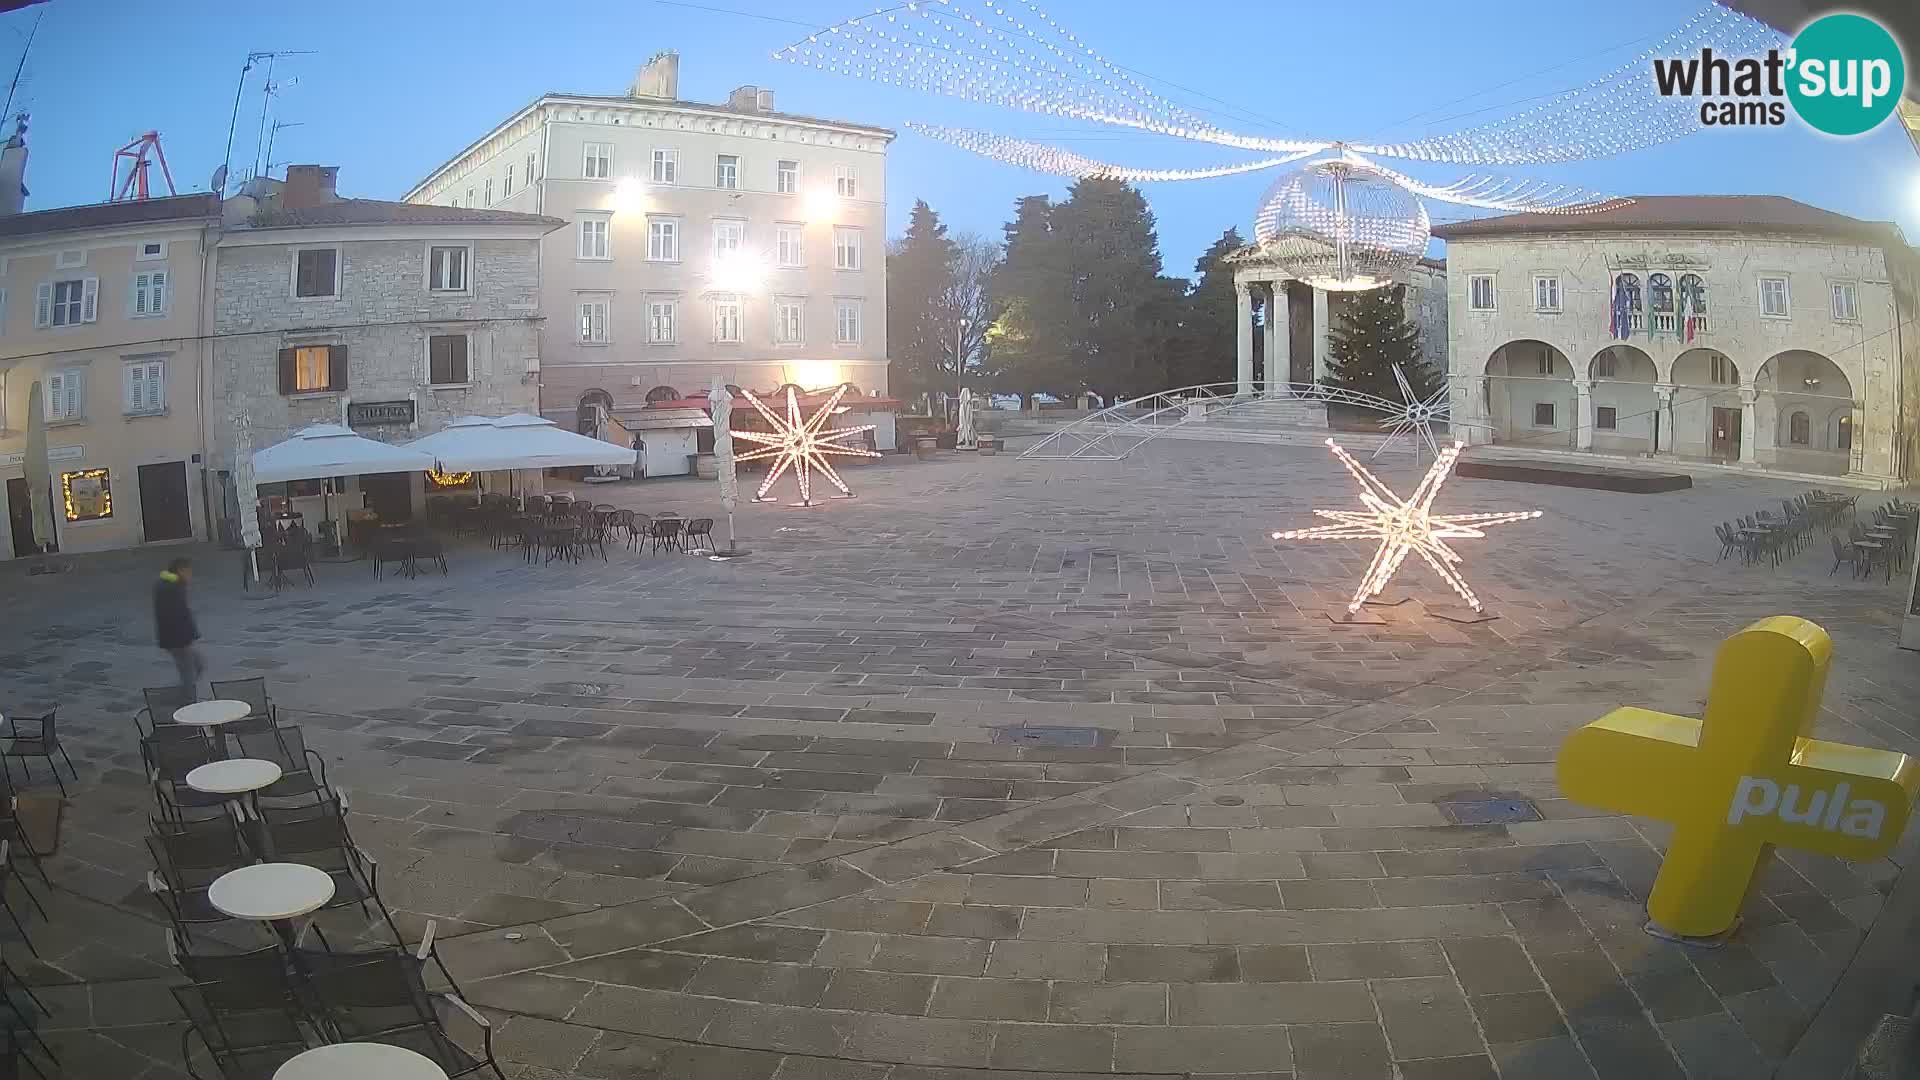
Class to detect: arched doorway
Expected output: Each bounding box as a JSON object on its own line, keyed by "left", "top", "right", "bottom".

{"left": 1588, "top": 346, "right": 1658, "bottom": 454}
{"left": 1755, "top": 350, "right": 1854, "bottom": 475}
{"left": 577, "top": 389, "right": 614, "bottom": 438}
{"left": 1486, "top": 340, "right": 1575, "bottom": 448}
{"left": 1671, "top": 348, "right": 1742, "bottom": 460}
{"left": 644, "top": 385, "right": 682, "bottom": 404}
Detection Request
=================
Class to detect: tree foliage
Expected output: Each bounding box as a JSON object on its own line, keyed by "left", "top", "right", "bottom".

{"left": 1323, "top": 285, "right": 1442, "bottom": 403}
{"left": 885, "top": 200, "right": 958, "bottom": 398}
{"left": 1165, "top": 227, "right": 1244, "bottom": 389}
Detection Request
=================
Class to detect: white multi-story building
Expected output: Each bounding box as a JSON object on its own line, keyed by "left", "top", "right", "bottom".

{"left": 1434, "top": 196, "right": 1920, "bottom": 483}
{"left": 404, "top": 52, "right": 895, "bottom": 457}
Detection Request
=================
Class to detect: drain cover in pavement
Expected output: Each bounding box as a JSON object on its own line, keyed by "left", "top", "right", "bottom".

{"left": 992, "top": 726, "right": 1101, "bottom": 747}
{"left": 1439, "top": 798, "right": 1542, "bottom": 825}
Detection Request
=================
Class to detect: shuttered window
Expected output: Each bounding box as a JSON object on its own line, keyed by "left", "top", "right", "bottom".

{"left": 36, "top": 278, "right": 97, "bottom": 327}
{"left": 125, "top": 359, "right": 167, "bottom": 414}
{"left": 294, "top": 249, "right": 339, "bottom": 298}
{"left": 428, "top": 335, "right": 469, "bottom": 385}
{"left": 132, "top": 271, "right": 168, "bottom": 316}
{"left": 45, "top": 368, "right": 85, "bottom": 420}
{"left": 280, "top": 345, "right": 347, "bottom": 394}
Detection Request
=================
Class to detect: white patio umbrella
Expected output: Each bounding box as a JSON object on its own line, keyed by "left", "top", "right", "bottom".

{"left": 404, "top": 414, "right": 632, "bottom": 473}
{"left": 253, "top": 423, "right": 435, "bottom": 484}
{"left": 705, "top": 377, "right": 747, "bottom": 558}
{"left": 955, "top": 388, "right": 978, "bottom": 450}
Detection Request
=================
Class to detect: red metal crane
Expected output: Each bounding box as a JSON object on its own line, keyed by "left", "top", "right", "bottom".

{"left": 109, "top": 131, "right": 177, "bottom": 202}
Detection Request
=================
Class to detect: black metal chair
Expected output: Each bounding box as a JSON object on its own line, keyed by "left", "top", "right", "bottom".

{"left": 0, "top": 844, "right": 40, "bottom": 958}
{"left": 685, "top": 518, "right": 715, "bottom": 549}
{"left": 256, "top": 806, "right": 387, "bottom": 928}
{"left": 0, "top": 713, "right": 74, "bottom": 799}
{"left": 138, "top": 686, "right": 198, "bottom": 736}
{"left": 0, "top": 961, "right": 52, "bottom": 1078}
{"left": 295, "top": 947, "right": 504, "bottom": 1079}
{"left": 147, "top": 816, "right": 253, "bottom": 943}
{"left": 144, "top": 735, "right": 227, "bottom": 825}
{"left": 173, "top": 981, "right": 311, "bottom": 1080}
{"left": 232, "top": 728, "right": 331, "bottom": 807}
{"left": 208, "top": 679, "right": 279, "bottom": 734}
{"left": 0, "top": 772, "right": 46, "bottom": 886}
{"left": 648, "top": 517, "right": 683, "bottom": 554}
{"left": 624, "top": 512, "right": 651, "bottom": 552}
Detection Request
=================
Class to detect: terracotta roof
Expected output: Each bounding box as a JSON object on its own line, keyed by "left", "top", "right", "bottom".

{"left": 0, "top": 193, "right": 218, "bottom": 240}
{"left": 1430, "top": 196, "right": 1905, "bottom": 247}
{"left": 247, "top": 198, "right": 565, "bottom": 231}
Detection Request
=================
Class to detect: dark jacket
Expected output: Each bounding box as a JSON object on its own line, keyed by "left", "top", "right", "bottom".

{"left": 154, "top": 572, "right": 198, "bottom": 649}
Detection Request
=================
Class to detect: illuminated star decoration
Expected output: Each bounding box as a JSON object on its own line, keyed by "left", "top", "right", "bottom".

{"left": 1274, "top": 439, "right": 1542, "bottom": 613}
{"left": 734, "top": 384, "right": 881, "bottom": 506}
{"left": 1373, "top": 365, "right": 1492, "bottom": 461}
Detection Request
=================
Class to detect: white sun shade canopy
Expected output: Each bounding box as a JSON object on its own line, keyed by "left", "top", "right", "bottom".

{"left": 252, "top": 423, "right": 437, "bottom": 484}
{"left": 403, "top": 414, "right": 633, "bottom": 473}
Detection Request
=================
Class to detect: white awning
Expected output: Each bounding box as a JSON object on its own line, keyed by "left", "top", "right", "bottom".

{"left": 252, "top": 423, "right": 436, "bottom": 484}
{"left": 403, "top": 414, "right": 633, "bottom": 473}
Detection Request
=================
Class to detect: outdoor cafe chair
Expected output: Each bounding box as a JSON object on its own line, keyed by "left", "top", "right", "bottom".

{"left": 1848, "top": 526, "right": 1889, "bottom": 581}
{"left": 252, "top": 804, "right": 388, "bottom": 928}
{"left": 0, "top": 712, "right": 75, "bottom": 799}
{"left": 138, "top": 686, "right": 197, "bottom": 736}
{"left": 686, "top": 518, "right": 715, "bottom": 549}
{"left": 0, "top": 961, "right": 53, "bottom": 1075}
{"left": 411, "top": 532, "right": 450, "bottom": 576}
{"left": 208, "top": 678, "right": 280, "bottom": 733}
{"left": 0, "top": 772, "right": 46, "bottom": 886}
{"left": 293, "top": 947, "right": 505, "bottom": 1079}
{"left": 233, "top": 728, "right": 332, "bottom": 807}
{"left": 624, "top": 512, "right": 651, "bottom": 552}
{"left": 647, "top": 517, "right": 683, "bottom": 554}
{"left": 172, "top": 980, "right": 312, "bottom": 1080}
{"left": 0, "top": 843, "right": 41, "bottom": 957}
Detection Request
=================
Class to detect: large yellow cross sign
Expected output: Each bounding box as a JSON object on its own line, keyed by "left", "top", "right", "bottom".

{"left": 1557, "top": 616, "right": 1920, "bottom": 939}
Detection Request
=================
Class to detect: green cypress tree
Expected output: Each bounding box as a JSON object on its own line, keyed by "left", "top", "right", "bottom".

{"left": 1322, "top": 285, "right": 1440, "bottom": 401}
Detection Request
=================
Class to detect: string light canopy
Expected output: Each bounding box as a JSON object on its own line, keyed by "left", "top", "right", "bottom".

{"left": 774, "top": 0, "right": 1780, "bottom": 284}
{"left": 1254, "top": 157, "right": 1430, "bottom": 292}
{"left": 735, "top": 384, "right": 882, "bottom": 506}
{"left": 1273, "top": 439, "right": 1542, "bottom": 614}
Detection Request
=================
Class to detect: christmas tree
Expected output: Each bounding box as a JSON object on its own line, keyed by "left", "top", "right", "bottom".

{"left": 1323, "top": 285, "right": 1442, "bottom": 402}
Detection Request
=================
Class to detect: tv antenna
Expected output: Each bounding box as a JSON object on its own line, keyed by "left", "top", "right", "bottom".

{"left": 219, "top": 49, "right": 312, "bottom": 194}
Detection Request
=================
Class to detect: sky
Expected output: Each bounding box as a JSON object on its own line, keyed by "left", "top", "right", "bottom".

{"left": 6, "top": 0, "right": 1920, "bottom": 276}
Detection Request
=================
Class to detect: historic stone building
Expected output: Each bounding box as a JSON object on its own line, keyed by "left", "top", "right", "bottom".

{"left": 1228, "top": 249, "right": 1448, "bottom": 394}
{"left": 1433, "top": 196, "right": 1920, "bottom": 482}
{"left": 206, "top": 166, "right": 562, "bottom": 533}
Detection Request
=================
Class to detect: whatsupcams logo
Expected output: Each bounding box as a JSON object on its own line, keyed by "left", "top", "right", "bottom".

{"left": 1651, "top": 12, "right": 1906, "bottom": 136}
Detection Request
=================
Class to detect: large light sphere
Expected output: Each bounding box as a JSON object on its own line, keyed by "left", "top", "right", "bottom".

{"left": 1253, "top": 158, "right": 1430, "bottom": 292}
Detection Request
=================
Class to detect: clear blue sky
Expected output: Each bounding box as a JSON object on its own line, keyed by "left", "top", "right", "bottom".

{"left": 8, "top": 0, "right": 1919, "bottom": 274}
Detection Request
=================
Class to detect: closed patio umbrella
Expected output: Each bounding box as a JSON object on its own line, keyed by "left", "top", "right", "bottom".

{"left": 22, "top": 381, "right": 53, "bottom": 554}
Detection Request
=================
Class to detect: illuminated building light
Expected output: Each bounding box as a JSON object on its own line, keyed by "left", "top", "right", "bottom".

{"left": 427, "top": 469, "right": 474, "bottom": 488}
{"left": 1272, "top": 439, "right": 1541, "bottom": 613}
{"left": 735, "top": 384, "right": 882, "bottom": 506}
{"left": 61, "top": 467, "right": 112, "bottom": 522}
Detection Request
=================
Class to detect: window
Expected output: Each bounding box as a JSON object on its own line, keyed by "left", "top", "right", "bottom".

{"left": 293, "top": 249, "right": 339, "bottom": 298}
{"left": 833, "top": 227, "right": 861, "bottom": 271}
{"left": 648, "top": 218, "right": 680, "bottom": 261}
{"left": 1648, "top": 273, "right": 1674, "bottom": 316}
{"left": 647, "top": 299, "right": 678, "bottom": 343}
{"left": 44, "top": 367, "right": 85, "bottom": 421}
{"left": 776, "top": 223, "right": 804, "bottom": 267}
{"left": 37, "top": 278, "right": 97, "bottom": 327}
{"left": 651, "top": 149, "right": 678, "bottom": 184}
{"left": 428, "top": 334, "right": 469, "bottom": 385}
{"left": 137, "top": 241, "right": 166, "bottom": 261}
{"left": 281, "top": 344, "right": 345, "bottom": 394}
{"left": 449, "top": 197, "right": 459, "bottom": 209}
{"left": 834, "top": 164, "right": 858, "bottom": 198}
{"left": 1788, "top": 410, "right": 1811, "bottom": 445}
{"left": 484, "top": 178, "right": 494, "bottom": 205}
{"left": 1593, "top": 351, "right": 1617, "bottom": 378}
{"left": 466, "top": 188, "right": 474, "bottom": 206}
{"left": 502, "top": 167, "right": 513, "bottom": 198}
{"left": 1595, "top": 406, "right": 1616, "bottom": 430}
{"left": 1838, "top": 414, "right": 1853, "bottom": 451}
{"left": 716, "top": 154, "right": 739, "bottom": 190}
{"left": 777, "top": 160, "right": 798, "bottom": 194}
{"left": 61, "top": 468, "right": 111, "bottom": 522}
{"left": 1468, "top": 274, "right": 1495, "bottom": 311}
{"left": 1760, "top": 276, "right": 1790, "bottom": 317}
{"left": 1709, "top": 354, "right": 1736, "bottom": 385}
{"left": 54, "top": 249, "right": 83, "bottom": 269}
{"left": 583, "top": 142, "right": 612, "bottom": 180}
{"left": 1535, "top": 349, "right": 1555, "bottom": 376}
{"left": 774, "top": 298, "right": 804, "bottom": 344}
{"left": 711, "top": 294, "right": 742, "bottom": 342}
{"left": 132, "top": 271, "right": 168, "bottom": 317}
{"left": 1831, "top": 281, "right": 1859, "bottom": 322}
{"left": 1533, "top": 275, "right": 1561, "bottom": 312}
{"left": 578, "top": 297, "right": 610, "bottom": 344}
{"left": 1532, "top": 402, "right": 1556, "bottom": 427}
{"left": 427, "top": 245, "right": 469, "bottom": 292}
{"left": 714, "top": 219, "right": 745, "bottom": 256}
{"left": 526, "top": 151, "right": 537, "bottom": 183}
{"left": 125, "top": 357, "right": 166, "bottom": 414}
{"left": 836, "top": 300, "right": 862, "bottom": 344}
{"left": 579, "top": 217, "right": 610, "bottom": 260}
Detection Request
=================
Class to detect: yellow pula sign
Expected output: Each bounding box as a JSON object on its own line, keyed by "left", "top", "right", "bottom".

{"left": 1557, "top": 616, "right": 1920, "bottom": 940}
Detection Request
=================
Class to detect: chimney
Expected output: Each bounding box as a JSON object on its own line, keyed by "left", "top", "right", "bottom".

{"left": 630, "top": 51, "right": 680, "bottom": 100}
{"left": 726, "top": 85, "right": 774, "bottom": 114}
{"left": 0, "top": 114, "right": 28, "bottom": 217}
{"left": 281, "top": 165, "right": 339, "bottom": 210}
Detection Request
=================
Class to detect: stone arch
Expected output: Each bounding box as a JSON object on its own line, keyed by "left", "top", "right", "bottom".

{"left": 1485, "top": 340, "right": 1575, "bottom": 448}
{"left": 577, "top": 389, "right": 614, "bottom": 437}
{"left": 1756, "top": 350, "right": 1853, "bottom": 474}
{"left": 1670, "top": 348, "right": 1743, "bottom": 460}
{"left": 644, "top": 385, "right": 682, "bottom": 404}
{"left": 1588, "top": 346, "right": 1658, "bottom": 452}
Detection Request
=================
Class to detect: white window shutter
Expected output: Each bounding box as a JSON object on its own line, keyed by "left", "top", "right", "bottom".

{"left": 67, "top": 369, "right": 84, "bottom": 416}
{"left": 34, "top": 283, "right": 51, "bottom": 328}
{"left": 45, "top": 372, "right": 62, "bottom": 416}
{"left": 152, "top": 271, "right": 167, "bottom": 313}
{"left": 81, "top": 277, "right": 98, "bottom": 323}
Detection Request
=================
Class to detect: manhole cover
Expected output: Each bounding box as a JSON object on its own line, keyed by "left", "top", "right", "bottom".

{"left": 1439, "top": 798, "right": 1541, "bottom": 825}
{"left": 991, "top": 726, "right": 1100, "bottom": 747}
{"left": 569, "top": 683, "right": 610, "bottom": 696}
{"left": 1213, "top": 795, "right": 1246, "bottom": 807}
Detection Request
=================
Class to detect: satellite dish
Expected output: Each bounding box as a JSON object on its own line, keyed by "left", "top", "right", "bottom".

{"left": 210, "top": 164, "right": 228, "bottom": 193}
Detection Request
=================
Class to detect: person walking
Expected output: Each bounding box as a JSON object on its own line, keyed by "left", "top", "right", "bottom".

{"left": 154, "top": 557, "right": 203, "bottom": 697}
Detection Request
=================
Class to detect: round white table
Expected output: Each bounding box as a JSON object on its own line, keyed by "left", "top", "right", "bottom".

{"left": 210, "top": 863, "right": 335, "bottom": 947}
{"left": 274, "top": 1043, "right": 448, "bottom": 1080}
{"left": 186, "top": 758, "right": 283, "bottom": 796}
{"left": 173, "top": 700, "right": 252, "bottom": 729}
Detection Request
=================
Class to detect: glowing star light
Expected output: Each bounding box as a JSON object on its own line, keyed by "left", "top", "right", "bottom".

{"left": 1274, "top": 439, "right": 1541, "bottom": 614}
{"left": 734, "top": 384, "right": 881, "bottom": 506}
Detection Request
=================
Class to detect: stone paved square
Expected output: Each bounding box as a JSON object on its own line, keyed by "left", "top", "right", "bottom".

{"left": 3, "top": 439, "right": 1916, "bottom": 1079}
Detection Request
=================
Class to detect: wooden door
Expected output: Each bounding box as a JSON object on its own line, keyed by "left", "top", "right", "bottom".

{"left": 137, "top": 462, "right": 193, "bottom": 542}
{"left": 1710, "top": 406, "right": 1741, "bottom": 459}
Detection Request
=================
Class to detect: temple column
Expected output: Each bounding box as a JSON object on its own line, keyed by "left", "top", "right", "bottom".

{"left": 1312, "top": 288, "right": 1331, "bottom": 384}
{"left": 1573, "top": 379, "right": 1594, "bottom": 450}
{"left": 1235, "top": 281, "right": 1255, "bottom": 397}
{"left": 1263, "top": 283, "right": 1289, "bottom": 396}
{"left": 1652, "top": 384, "right": 1676, "bottom": 455}
{"left": 1739, "top": 385, "right": 1759, "bottom": 464}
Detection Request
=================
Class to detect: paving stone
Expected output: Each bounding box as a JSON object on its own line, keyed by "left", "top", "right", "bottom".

{"left": 542, "top": 897, "right": 707, "bottom": 957}
{"left": 1534, "top": 948, "right": 1642, "bottom": 1024}
{"left": 985, "top": 940, "right": 1107, "bottom": 981}
{"left": 870, "top": 935, "right": 992, "bottom": 976}
{"left": 670, "top": 925, "right": 826, "bottom": 963}
{"left": 1470, "top": 992, "right": 1568, "bottom": 1044}
{"left": 1659, "top": 1012, "right": 1772, "bottom": 1079}
{"left": 926, "top": 976, "right": 1052, "bottom": 1020}
{"left": 838, "top": 1013, "right": 996, "bottom": 1067}
{"left": 438, "top": 929, "right": 571, "bottom": 982}
{"left": 770, "top": 1056, "right": 892, "bottom": 1080}
{"left": 989, "top": 1024, "right": 1117, "bottom": 1071}
{"left": 702, "top": 1000, "right": 857, "bottom": 1056}
{"left": 1161, "top": 880, "right": 1286, "bottom": 910}
{"left": 1489, "top": 1037, "right": 1597, "bottom": 1080}
{"left": 1569, "top": 1014, "right": 1687, "bottom": 1079}
{"left": 1373, "top": 976, "right": 1485, "bottom": 1060}
{"left": 818, "top": 969, "right": 938, "bottom": 1015}
{"left": 1393, "top": 1055, "right": 1499, "bottom": 1080}
{"left": 1049, "top": 982, "right": 1169, "bottom": 1024}
{"left": 683, "top": 957, "right": 833, "bottom": 1006}
{"left": 1624, "top": 964, "right": 1723, "bottom": 1022}
{"left": 1240, "top": 944, "right": 1313, "bottom": 982}
{"left": 1114, "top": 1025, "right": 1293, "bottom": 1073}
{"left": 545, "top": 948, "right": 704, "bottom": 990}
{"left": 1169, "top": 981, "right": 1376, "bottom": 1025}
{"left": 1307, "top": 941, "right": 1446, "bottom": 980}
{"left": 1442, "top": 938, "right": 1543, "bottom": 996}
{"left": 1722, "top": 985, "right": 1812, "bottom": 1059}
{"left": 924, "top": 903, "right": 1022, "bottom": 939}
{"left": 568, "top": 984, "right": 718, "bottom": 1039}
{"left": 1290, "top": 1022, "right": 1392, "bottom": 1079}
{"left": 680, "top": 861, "right": 876, "bottom": 925}
{"left": 1106, "top": 944, "right": 1239, "bottom": 982}
{"left": 810, "top": 930, "right": 884, "bottom": 968}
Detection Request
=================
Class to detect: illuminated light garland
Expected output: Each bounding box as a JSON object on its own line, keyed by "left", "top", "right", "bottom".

{"left": 61, "top": 467, "right": 112, "bottom": 522}
{"left": 734, "top": 384, "right": 882, "bottom": 506}
{"left": 1272, "top": 439, "right": 1541, "bottom": 613}
{"left": 906, "top": 123, "right": 1324, "bottom": 181}
{"left": 427, "top": 469, "right": 474, "bottom": 488}
{"left": 1254, "top": 157, "right": 1430, "bottom": 291}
